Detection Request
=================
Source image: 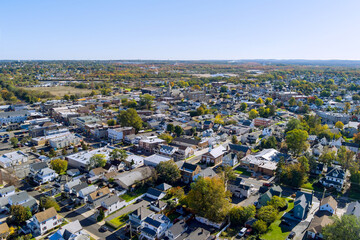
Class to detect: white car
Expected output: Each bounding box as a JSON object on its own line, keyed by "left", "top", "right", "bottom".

{"left": 237, "top": 227, "right": 247, "bottom": 237}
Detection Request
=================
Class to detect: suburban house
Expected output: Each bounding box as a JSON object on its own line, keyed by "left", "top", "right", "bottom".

{"left": 345, "top": 201, "right": 360, "bottom": 217}
{"left": 78, "top": 185, "right": 97, "bottom": 201}
{"left": 140, "top": 214, "right": 172, "bottom": 240}
{"left": 222, "top": 152, "right": 238, "bottom": 167}
{"left": 9, "top": 191, "right": 38, "bottom": 212}
{"left": 29, "top": 162, "right": 48, "bottom": 177}
{"left": 71, "top": 182, "right": 89, "bottom": 197}
{"left": 258, "top": 185, "right": 282, "bottom": 206}
{"left": 0, "top": 186, "right": 16, "bottom": 197}
{"left": 165, "top": 220, "right": 188, "bottom": 240}
{"left": 98, "top": 195, "right": 125, "bottom": 217}
{"left": 254, "top": 117, "right": 272, "bottom": 127}
{"left": 227, "top": 144, "right": 251, "bottom": 158}
{"left": 306, "top": 215, "right": 333, "bottom": 239}
{"left": 320, "top": 166, "right": 347, "bottom": 191}
{"left": 34, "top": 167, "right": 57, "bottom": 185}
{"left": 0, "top": 222, "right": 9, "bottom": 239}
{"left": 49, "top": 220, "right": 90, "bottom": 240}
{"left": 26, "top": 207, "right": 62, "bottom": 236}
{"left": 201, "top": 145, "right": 226, "bottom": 166}
{"left": 89, "top": 167, "right": 107, "bottom": 178}
{"left": 128, "top": 207, "right": 155, "bottom": 232}
{"left": 293, "top": 191, "right": 313, "bottom": 219}
{"left": 319, "top": 196, "right": 337, "bottom": 215}
{"left": 150, "top": 200, "right": 168, "bottom": 213}
{"left": 64, "top": 179, "right": 82, "bottom": 192}
{"left": 124, "top": 155, "right": 144, "bottom": 169}
{"left": 228, "top": 177, "right": 252, "bottom": 198}
{"left": 177, "top": 162, "right": 201, "bottom": 184}
{"left": 144, "top": 154, "right": 172, "bottom": 167}
{"left": 145, "top": 188, "right": 166, "bottom": 201}
{"left": 107, "top": 127, "right": 135, "bottom": 142}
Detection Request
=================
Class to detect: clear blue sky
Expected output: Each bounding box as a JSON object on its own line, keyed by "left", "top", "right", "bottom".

{"left": 1, "top": 0, "right": 360, "bottom": 60}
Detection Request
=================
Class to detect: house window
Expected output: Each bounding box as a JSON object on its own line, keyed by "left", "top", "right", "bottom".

{"left": 43, "top": 226, "right": 47, "bottom": 231}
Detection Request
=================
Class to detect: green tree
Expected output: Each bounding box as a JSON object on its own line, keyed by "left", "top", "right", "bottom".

{"left": 50, "top": 158, "right": 68, "bottom": 174}
{"left": 73, "top": 146, "right": 78, "bottom": 153}
{"left": 167, "top": 123, "right": 175, "bottom": 133}
{"left": 231, "top": 135, "right": 238, "bottom": 144}
{"left": 62, "top": 148, "right": 67, "bottom": 156}
{"left": 216, "top": 165, "right": 236, "bottom": 190}
{"left": 319, "top": 151, "right": 336, "bottom": 165}
{"left": 10, "top": 137, "right": 18, "bottom": 148}
{"left": 118, "top": 108, "right": 143, "bottom": 133}
{"left": 158, "top": 133, "right": 173, "bottom": 144}
{"left": 253, "top": 219, "right": 268, "bottom": 234}
{"left": 335, "top": 121, "right": 344, "bottom": 129}
{"left": 315, "top": 98, "right": 323, "bottom": 107}
{"left": 110, "top": 149, "right": 128, "bottom": 162}
{"left": 344, "top": 102, "right": 351, "bottom": 113}
{"left": 261, "top": 136, "right": 278, "bottom": 149}
{"left": 229, "top": 205, "right": 256, "bottom": 227}
{"left": 337, "top": 146, "right": 355, "bottom": 170}
{"left": 81, "top": 141, "right": 88, "bottom": 150}
{"left": 156, "top": 160, "right": 181, "bottom": 184}
{"left": 286, "top": 129, "right": 309, "bottom": 156}
{"left": 268, "top": 196, "right": 287, "bottom": 210}
{"left": 39, "top": 197, "right": 60, "bottom": 211}
{"left": 139, "top": 94, "right": 155, "bottom": 110}
{"left": 220, "top": 85, "right": 228, "bottom": 93}
{"left": 265, "top": 97, "right": 273, "bottom": 105}
{"left": 280, "top": 162, "right": 308, "bottom": 187}
{"left": 256, "top": 97, "right": 264, "bottom": 104}
{"left": 107, "top": 119, "right": 116, "bottom": 126}
{"left": 174, "top": 125, "right": 184, "bottom": 137}
{"left": 186, "top": 177, "right": 231, "bottom": 223}
{"left": 286, "top": 118, "right": 302, "bottom": 133}
{"left": 249, "top": 109, "right": 259, "bottom": 120}
{"left": 10, "top": 205, "right": 32, "bottom": 224}
{"left": 63, "top": 94, "right": 70, "bottom": 101}
{"left": 97, "top": 208, "right": 105, "bottom": 222}
{"left": 257, "top": 205, "right": 278, "bottom": 224}
{"left": 240, "top": 102, "right": 248, "bottom": 111}
{"left": 49, "top": 148, "right": 56, "bottom": 157}
{"left": 289, "top": 97, "right": 296, "bottom": 106}
{"left": 322, "top": 215, "right": 360, "bottom": 240}
{"left": 90, "top": 154, "right": 107, "bottom": 168}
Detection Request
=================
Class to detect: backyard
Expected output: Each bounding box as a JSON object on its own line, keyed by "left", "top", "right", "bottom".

{"left": 120, "top": 186, "right": 148, "bottom": 202}
{"left": 107, "top": 213, "right": 129, "bottom": 229}
{"left": 234, "top": 166, "right": 252, "bottom": 176}
{"left": 260, "top": 199, "right": 295, "bottom": 240}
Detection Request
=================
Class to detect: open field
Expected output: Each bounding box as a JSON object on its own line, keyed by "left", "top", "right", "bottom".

{"left": 21, "top": 86, "right": 92, "bottom": 97}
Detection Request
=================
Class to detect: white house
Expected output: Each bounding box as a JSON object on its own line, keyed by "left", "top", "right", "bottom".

{"left": 99, "top": 195, "right": 126, "bottom": 217}
{"left": 66, "top": 146, "right": 113, "bottom": 170}
{"left": 125, "top": 155, "right": 144, "bottom": 169}
{"left": 64, "top": 179, "right": 82, "bottom": 192}
{"left": 140, "top": 214, "right": 172, "bottom": 240}
{"left": 49, "top": 220, "right": 90, "bottom": 240}
{"left": 78, "top": 185, "right": 97, "bottom": 201}
{"left": 228, "top": 177, "right": 252, "bottom": 198}
{"left": 144, "top": 154, "right": 172, "bottom": 167}
{"left": 34, "top": 167, "right": 57, "bottom": 185}
{"left": 26, "top": 207, "right": 62, "bottom": 236}
{"left": 145, "top": 188, "right": 166, "bottom": 201}
{"left": 0, "top": 186, "right": 16, "bottom": 197}
{"left": 319, "top": 196, "right": 337, "bottom": 215}
{"left": 0, "top": 151, "right": 28, "bottom": 168}
{"left": 320, "top": 166, "right": 347, "bottom": 191}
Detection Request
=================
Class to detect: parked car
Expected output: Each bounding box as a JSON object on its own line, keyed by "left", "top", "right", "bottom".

{"left": 263, "top": 182, "right": 273, "bottom": 187}
{"left": 237, "top": 227, "right": 247, "bottom": 237}
{"left": 100, "top": 225, "right": 108, "bottom": 232}
{"left": 286, "top": 231, "right": 296, "bottom": 239}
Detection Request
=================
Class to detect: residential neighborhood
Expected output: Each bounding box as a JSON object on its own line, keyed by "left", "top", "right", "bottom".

{"left": 0, "top": 61, "right": 359, "bottom": 240}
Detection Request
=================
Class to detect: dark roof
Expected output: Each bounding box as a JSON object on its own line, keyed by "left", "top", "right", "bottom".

{"left": 326, "top": 166, "right": 345, "bottom": 179}
{"left": 144, "top": 217, "right": 162, "bottom": 228}
{"left": 296, "top": 191, "right": 313, "bottom": 205}
{"left": 181, "top": 162, "right": 199, "bottom": 172}
{"left": 228, "top": 144, "right": 250, "bottom": 153}
{"left": 142, "top": 227, "right": 157, "bottom": 237}
{"left": 72, "top": 182, "right": 88, "bottom": 192}
{"left": 168, "top": 220, "right": 187, "bottom": 238}
{"left": 30, "top": 162, "right": 48, "bottom": 171}
{"left": 130, "top": 207, "right": 153, "bottom": 220}
{"left": 342, "top": 142, "right": 359, "bottom": 148}
{"left": 147, "top": 188, "right": 164, "bottom": 198}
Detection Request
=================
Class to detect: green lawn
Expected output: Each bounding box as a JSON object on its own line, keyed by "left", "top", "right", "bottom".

{"left": 234, "top": 166, "right": 252, "bottom": 176}
{"left": 167, "top": 212, "right": 181, "bottom": 221}
{"left": 348, "top": 186, "right": 360, "bottom": 200}
{"left": 107, "top": 213, "right": 129, "bottom": 229}
{"left": 261, "top": 199, "right": 294, "bottom": 240}
{"left": 120, "top": 186, "right": 148, "bottom": 202}
{"left": 301, "top": 182, "right": 314, "bottom": 190}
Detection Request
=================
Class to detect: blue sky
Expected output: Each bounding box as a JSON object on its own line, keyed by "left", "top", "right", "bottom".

{"left": 1, "top": 0, "right": 360, "bottom": 60}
